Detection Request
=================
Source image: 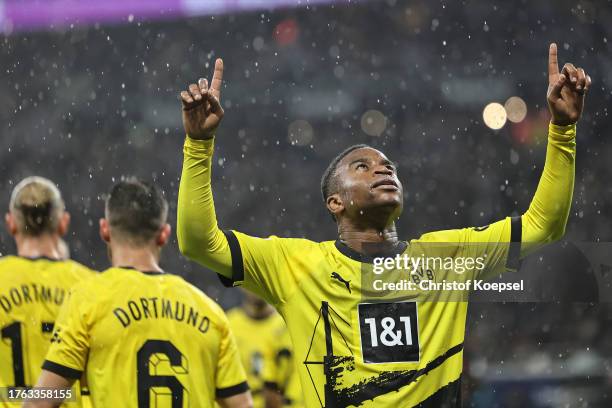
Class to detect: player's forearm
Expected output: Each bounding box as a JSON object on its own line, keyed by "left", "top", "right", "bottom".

{"left": 22, "top": 371, "right": 75, "bottom": 408}
{"left": 177, "top": 136, "right": 233, "bottom": 277}
{"left": 521, "top": 122, "right": 576, "bottom": 255}
{"left": 22, "top": 400, "right": 57, "bottom": 408}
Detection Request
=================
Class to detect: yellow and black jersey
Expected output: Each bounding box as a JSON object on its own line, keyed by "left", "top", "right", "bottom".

{"left": 177, "top": 123, "right": 576, "bottom": 407}
{"left": 226, "top": 308, "right": 286, "bottom": 407}
{"left": 217, "top": 218, "right": 517, "bottom": 407}
{"left": 262, "top": 322, "right": 304, "bottom": 408}
{"left": 43, "top": 267, "right": 248, "bottom": 407}
{"left": 0, "top": 256, "right": 94, "bottom": 407}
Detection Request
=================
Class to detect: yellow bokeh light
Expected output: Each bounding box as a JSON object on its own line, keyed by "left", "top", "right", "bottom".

{"left": 482, "top": 102, "right": 507, "bottom": 130}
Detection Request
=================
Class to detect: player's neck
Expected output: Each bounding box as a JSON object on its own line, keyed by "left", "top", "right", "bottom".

{"left": 337, "top": 222, "right": 399, "bottom": 255}
{"left": 16, "top": 234, "right": 62, "bottom": 260}
{"left": 110, "top": 244, "right": 163, "bottom": 273}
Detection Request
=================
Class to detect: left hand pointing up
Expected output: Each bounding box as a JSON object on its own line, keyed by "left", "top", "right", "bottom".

{"left": 547, "top": 43, "right": 591, "bottom": 126}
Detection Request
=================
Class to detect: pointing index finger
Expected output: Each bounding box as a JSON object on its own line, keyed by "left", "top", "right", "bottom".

{"left": 548, "top": 43, "right": 559, "bottom": 84}
{"left": 210, "top": 58, "right": 224, "bottom": 99}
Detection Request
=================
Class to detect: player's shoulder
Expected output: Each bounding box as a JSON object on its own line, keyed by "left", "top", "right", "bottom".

{"left": 413, "top": 227, "right": 466, "bottom": 243}
{"left": 233, "top": 231, "right": 323, "bottom": 252}
{"left": 0, "top": 255, "right": 21, "bottom": 279}
{"left": 0, "top": 255, "right": 94, "bottom": 279}
{"left": 0, "top": 254, "right": 18, "bottom": 269}
{"left": 68, "top": 267, "right": 106, "bottom": 294}
{"left": 165, "top": 274, "right": 228, "bottom": 320}
{"left": 58, "top": 259, "right": 97, "bottom": 278}
{"left": 412, "top": 218, "right": 510, "bottom": 244}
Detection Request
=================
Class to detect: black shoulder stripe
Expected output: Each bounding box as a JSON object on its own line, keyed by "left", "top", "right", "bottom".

{"left": 510, "top": 216, "right": 522, "bottom": 243}
{"left": 42, "top": 360, "right": 83, "bottom": 379}
{"left": 217, "top": 230, "right": 245, "bottom": 287}
{"left": 507, "top": 216, "right": 522, "bottom": 271}
{"left": 216, "top": 381, "right": 249, "bottom": 398}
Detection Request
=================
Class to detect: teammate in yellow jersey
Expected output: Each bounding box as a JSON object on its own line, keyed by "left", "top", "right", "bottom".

{"left": 0, "top": 177, "right": 94, "bottom": 408}
{"left": 225, "top": 291, "right": 290, "bottom": 407}
{"left": 176, "top": 44, "right": 590, "bottom": 407}
{"left": 262, "top": 326, "right": 304, "bottom": 408}
{"left": 26, "top": 178, "right": 253, "bottom": 408}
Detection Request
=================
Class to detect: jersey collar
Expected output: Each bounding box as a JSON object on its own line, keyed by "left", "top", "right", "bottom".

{"left": 117, "top": 266, "right": 165, "bottom": 275}
{"left": 17, "top": 255, "right": 62, "bottom": 262}
{"left": 334, "top": 240, "right": 408, "bottom": 264}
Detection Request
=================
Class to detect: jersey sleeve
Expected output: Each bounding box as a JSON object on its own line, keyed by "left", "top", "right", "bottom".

{"left": 420, "top": 216, "right": 519, "bottom": 279}
{"left": 215, "top": 317, "right": 249, "bottom": 399}
{"left": 178, "top": 137, "right": 320, "bottom": 305}
{"left": 219, "top": 231, "right": 319, "bottom": 306}
{"left": 42, "top": 285, "right": 92, "bottom": 379}
{"left": 520, "top": 123, "right": 576, "bottom": 255}
{"left": 462, "top": 217, "right": 520, "bottom": 278}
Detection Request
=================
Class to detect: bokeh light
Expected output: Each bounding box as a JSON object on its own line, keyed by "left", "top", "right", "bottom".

{"left": 482, "top": 102, "right": 507, "bottom": 130}
{"left": 287, "top": 120, "right": 314, "bottom": 146}
{"left": 504, "top": 96, "right": 528, "bottom": 123}
{"left": 273, "top": 18, "right": 299, "bottom": 46}
{"left": 360, "top": 110, "right": 387, "bottom": 136}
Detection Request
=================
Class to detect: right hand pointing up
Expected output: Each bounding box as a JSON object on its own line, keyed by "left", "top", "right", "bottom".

{"left": 180, "top": 58, "right": 224, "bottom": 140}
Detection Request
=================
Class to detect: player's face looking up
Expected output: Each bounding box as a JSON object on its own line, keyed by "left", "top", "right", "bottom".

{"left": 327, "top": 147, "right": 403, "bottom": 223}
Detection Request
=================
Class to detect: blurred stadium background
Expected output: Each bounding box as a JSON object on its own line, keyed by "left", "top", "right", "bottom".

{"left": 1, "top": 0, "right": 611, "bottom": 406}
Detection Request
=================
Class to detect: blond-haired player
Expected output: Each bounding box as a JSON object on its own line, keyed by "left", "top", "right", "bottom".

{"left": 0, "top": 177, "right": 94, "bottom": 407}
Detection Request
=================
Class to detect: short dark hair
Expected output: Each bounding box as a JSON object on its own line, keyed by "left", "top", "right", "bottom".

{"left": 105, "top": 177, "right": 168, "bottom": 245}
{"left": 320, "top": 144, "right": 371, "bottom": 202}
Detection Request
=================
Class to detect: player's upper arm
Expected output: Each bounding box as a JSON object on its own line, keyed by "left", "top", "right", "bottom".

{"left": 218, "top": 231, "right": 319, "bottom": 305}
{"left": 42, "top": 284, "right": 93, "bottom": 379}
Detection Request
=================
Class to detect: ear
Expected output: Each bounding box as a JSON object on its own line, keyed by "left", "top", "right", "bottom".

{"left": 326, "top": 193, "right": 344, "bottom": 219}
{"left": 57, "top": 212, "right": 70, "bottom": 236}
{"left": 156, "top": 224, "right": 171, "bottom": 247}
{"left": 99, "top": 218, "right": 111, "bottom": 243}
{"left": 5, "top": 213, "right": 17, "bottom": 236}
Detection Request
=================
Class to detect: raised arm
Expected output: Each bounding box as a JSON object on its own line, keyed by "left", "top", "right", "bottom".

{"left": 520, "top": 43, "right": 591, "bottom": 255}
{"left": 177, "top": 59, "right": 233, "bottom": 277}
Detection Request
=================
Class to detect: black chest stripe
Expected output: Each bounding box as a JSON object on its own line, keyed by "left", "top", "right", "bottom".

{"left": 325, "top": 343, "right": 464, "bottom": 406}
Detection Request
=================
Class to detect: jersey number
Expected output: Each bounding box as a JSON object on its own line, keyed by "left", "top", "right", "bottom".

{"left": 1, "top": 321, "right": 54, "bottom": 387}
{"left": 137, "top": 340, "right": 188, "bottom": 408}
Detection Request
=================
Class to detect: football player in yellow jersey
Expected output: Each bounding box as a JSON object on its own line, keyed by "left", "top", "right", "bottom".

{"left": 262, "top": 326, "right": 303, "bottom": 408}
{"left": 0, "top": 177, "right": 94, "bottom": 408}
{"left": 26, "top": 178, "right": 252, "bottom": 408}
{"left": 176, "top": 45, "right": 590, "bottom": 407}
{"left": 225, "top": 291, "right": 289, "bottom": 407}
